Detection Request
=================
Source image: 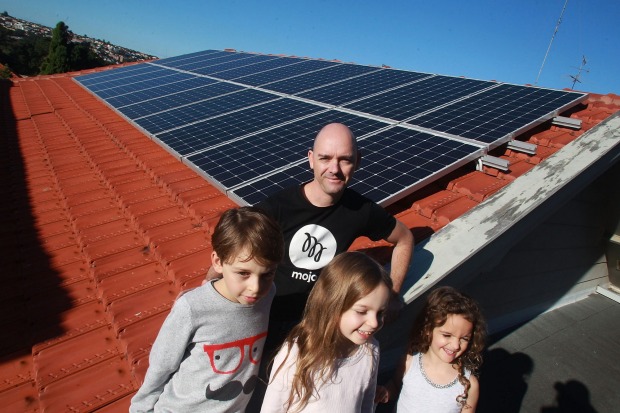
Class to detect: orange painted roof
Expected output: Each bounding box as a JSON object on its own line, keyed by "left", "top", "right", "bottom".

{"left": 1, "top": 65, "right": 619, "bottom": 412}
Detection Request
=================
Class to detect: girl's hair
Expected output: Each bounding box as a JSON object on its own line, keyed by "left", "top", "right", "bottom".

{"left": 211, "top": 206, "right": 284, "bottom": 266}
{"left": 408, "top": 286, "right": 486, "bottom": 409}
{"left": 274, "top": 251, "right": 392, "bottom": 412}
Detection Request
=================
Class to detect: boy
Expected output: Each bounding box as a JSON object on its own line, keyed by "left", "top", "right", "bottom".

{"left": 130, "top": 207, "right": 284, "bottom": 412}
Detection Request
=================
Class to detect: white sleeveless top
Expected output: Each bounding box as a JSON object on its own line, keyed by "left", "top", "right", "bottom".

{"left": 396, "top": 353, "right": 470, "bottom": 413}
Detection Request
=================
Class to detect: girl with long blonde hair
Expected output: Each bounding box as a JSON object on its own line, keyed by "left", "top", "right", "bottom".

{"left": 261, "top": 251, "right": 393, "bottom": 413}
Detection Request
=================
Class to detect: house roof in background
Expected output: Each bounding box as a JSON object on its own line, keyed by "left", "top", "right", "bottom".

{"left": 0, "top": 60, "right": 619, "bottom": 411}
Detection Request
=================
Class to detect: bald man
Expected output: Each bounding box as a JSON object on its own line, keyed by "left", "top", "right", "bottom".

{"left": 258, "top": 123, "right": 414, "bottom": 331}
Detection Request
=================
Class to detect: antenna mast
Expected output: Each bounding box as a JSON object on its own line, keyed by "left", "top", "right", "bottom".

{"left": 535, "top": 0, "right": 570, "bottom": 85}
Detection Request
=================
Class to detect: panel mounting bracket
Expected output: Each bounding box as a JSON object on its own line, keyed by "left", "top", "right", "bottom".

{"left": 478, "top": 155, "right": 510, "bottom": 172}
{"left": 507, "top": 140, "right": 537, "bottom": 155}
{"left": 552, "top": 116, "right": 582, "bottom": 130}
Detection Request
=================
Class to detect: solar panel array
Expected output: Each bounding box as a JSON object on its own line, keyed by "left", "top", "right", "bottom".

{"left": 75, "top": 49, "right": 587, "bottom": 206}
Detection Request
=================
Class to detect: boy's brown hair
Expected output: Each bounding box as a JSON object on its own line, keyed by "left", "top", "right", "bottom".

{"left": 211, "top": 206, "right": 284, "bottom": 266}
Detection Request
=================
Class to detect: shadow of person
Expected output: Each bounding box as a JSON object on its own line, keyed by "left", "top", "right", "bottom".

{"left": 541, "top": 380, "right": 598, "bottom": 413}
{"left": 478, "top": 348, "right": 534, "bottom": 413}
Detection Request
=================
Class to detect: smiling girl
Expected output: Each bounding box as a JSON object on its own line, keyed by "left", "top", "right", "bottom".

{"left": 261, "top": 252, "right": 392, "bottom": 413}
{"left": 377, "top": 286, "right": 487, "bottom": 412}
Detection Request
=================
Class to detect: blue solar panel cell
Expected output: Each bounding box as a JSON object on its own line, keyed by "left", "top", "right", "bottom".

{"left": 233, "top": 59, "right": 340, "bottom": 86}
{"left": 262, "top": 63, "right": 380, "bottom": 94}
{"left": 297, "top": 69, "right": 431, "bottom": 106}
{"left": 183, "top": 53, "right": 258, "bottom": 75}
{"left": 106, "top": 76, "right": 218, "bottom": 107}
{"left": 407, "top": 84, "right": 586, "bottom": 145}
{"left": 186, "top": 111, "right": 389, "bottom": 188}
{"left": 229, "top": 127, "right": 481, "bottom": 206}
{"left": 133, "top": 88, "right": 277, "bottom": 134}
{"left": 188, "top": 54, "right": 273, "bottom": 76}
{"left": 75, "top": 64, "right": 163, "bottom": 89}
{"left": 118, "top": 82, "right": 243, "bottom": 119}
{"left": 155, "top": 50, "right": 223, "bottom": 67}
{"left": 210, "top": 57, "right": 303, "bottom": 80}
{"left": 76, "top": 65, "right": 170, "bottom": 94}
{"left": 342, "top": 75, "right": 494, "bottom": 121}
{"left": 155, "top": 98, "right": 325, "bottom": 156}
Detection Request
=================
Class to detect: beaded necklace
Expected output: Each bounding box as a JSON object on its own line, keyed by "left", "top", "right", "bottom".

{"left": 418, "top": 352, "right": 459, "bottom": 389}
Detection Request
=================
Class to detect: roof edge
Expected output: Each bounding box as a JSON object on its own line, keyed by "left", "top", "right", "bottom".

{"left": 402, "top": 111, "right": 620, "bottom": 304}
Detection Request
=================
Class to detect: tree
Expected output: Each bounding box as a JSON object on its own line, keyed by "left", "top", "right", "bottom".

{"left": 40, "top": 21, "right": 71, "bottom": 74}
{"left": 70, "top": 41, "right": 105, "bottom": 70}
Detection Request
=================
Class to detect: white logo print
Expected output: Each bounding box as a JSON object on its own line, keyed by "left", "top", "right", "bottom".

{"left": 289, "top": 225, "right": 337, "bottom": 270}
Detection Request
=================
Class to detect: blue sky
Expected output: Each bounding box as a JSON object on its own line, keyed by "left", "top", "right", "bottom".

{"left": 2, "top": 0, "right": 618, "bottom": 94}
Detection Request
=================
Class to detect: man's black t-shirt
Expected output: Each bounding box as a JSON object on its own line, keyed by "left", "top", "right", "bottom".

{"left": 257, "top": 185, "right": 396, "bottom": 322}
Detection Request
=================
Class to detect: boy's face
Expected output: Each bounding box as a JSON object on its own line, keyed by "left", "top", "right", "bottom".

{"left": 211, "top": 248, "right": 276, "bottom": 305}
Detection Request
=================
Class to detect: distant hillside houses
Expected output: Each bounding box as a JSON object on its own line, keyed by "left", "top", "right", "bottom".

{"left": 1, "top": 13, "right": 157, "bottom": 65}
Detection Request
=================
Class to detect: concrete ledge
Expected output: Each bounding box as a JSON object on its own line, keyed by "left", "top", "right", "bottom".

{"left": 402, "top": 113, "right": 620, "bottom": 305}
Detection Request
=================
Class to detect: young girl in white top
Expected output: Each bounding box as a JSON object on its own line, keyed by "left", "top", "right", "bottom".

{"left": 261, "top": 251, "right": 392, "bottom": 413}
{"left": 377, "top": 286, "right": 487, "bottom": 412}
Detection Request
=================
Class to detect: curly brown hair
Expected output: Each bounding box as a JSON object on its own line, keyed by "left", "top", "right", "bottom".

{"left": 407, "top": 286, "right": 486, "bottom": 408}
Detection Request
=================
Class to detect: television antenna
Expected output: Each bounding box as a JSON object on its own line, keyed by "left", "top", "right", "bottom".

{"left": 569, "top": 55, "right": 589, "bottom": 89}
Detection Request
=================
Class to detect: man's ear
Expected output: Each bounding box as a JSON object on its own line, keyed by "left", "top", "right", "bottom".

{"left": 355, "top": 149, "right": 362, "bottom": 170}
{"left": 308, "top": 149, "right": 314, "bottom": 169}
{"left": 211, "top": 250, "right": 223, "bottom": 273}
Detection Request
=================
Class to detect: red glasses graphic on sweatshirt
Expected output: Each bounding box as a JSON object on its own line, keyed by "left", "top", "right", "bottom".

{"left": 203, "top": 332, "right": 267, "bottom": 375}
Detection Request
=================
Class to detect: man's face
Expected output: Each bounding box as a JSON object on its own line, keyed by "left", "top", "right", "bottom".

{"left": 308, "top": 126, "right": 358, "bottom": 198}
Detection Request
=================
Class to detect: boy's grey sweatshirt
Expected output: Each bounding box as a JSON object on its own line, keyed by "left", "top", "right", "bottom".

{"left": 129, "top": 280, "right": 275, "bottom": 412}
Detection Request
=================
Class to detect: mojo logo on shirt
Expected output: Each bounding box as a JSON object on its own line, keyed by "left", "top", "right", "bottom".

{"left": 288, "top": 224, "right": 337, "bottom": 270}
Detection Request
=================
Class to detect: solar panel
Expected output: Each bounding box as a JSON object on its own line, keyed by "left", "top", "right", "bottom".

{"left": 155, "top": 49, "right": 223, "bottom": 67}
{"left": 117, "top": 81, "right": 242, "bottom": 119}
{"left": 296, "top": 69, "right": 431, "bottom": 106}
{"left": 186, "top": 111, "right": 390, "bottom": 190}
{"left": 341, "top": 75, "right": 495, "bottom": 121}
{"left": 404, "top": 83, "right": 587, "bottom": 148}
{"left": 261, "top": 63, "right": 380, "bottom": 94}
{"left": 78, "top": 65, "right": 171, "bottom": 94}
{"left": 155, "top": 98, "right": 326, "bottom": 156}
{"left": 171, "top": 52, "right": 257, "bottom": 74}
{"left": 232, "top": 59, "right": 340, "bottom": 86}
{"left": 106, "top": 76, "right": 218, "bottom": 107}
{"left": 228, "top": 126, "right": 482, "bottom": 206}
{"left": 76, "top": 63, "right": 163, "bottom": 88}
{"left": 133, "top": 88, "right": 277, "bottom": 134}
{"left": 74, "top": 49, "right": 587, "bottom": 208}
{"left": 190, "top": 54, "right": 274, "bottom": 76}
{"left": 208, "top": 56, "right": 302, "bottom": 80}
